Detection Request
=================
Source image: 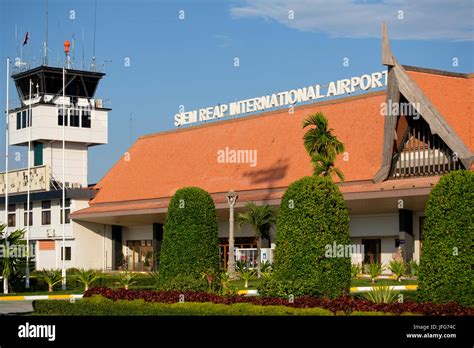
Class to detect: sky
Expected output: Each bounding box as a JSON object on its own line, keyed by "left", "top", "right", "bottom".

{"left": 0, "top": 0, "right": 473, "bottom": 184}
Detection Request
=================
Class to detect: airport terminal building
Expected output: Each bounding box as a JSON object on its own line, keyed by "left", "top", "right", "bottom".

{"left": 1, "top": 34, "right": 473, "bottom": 273}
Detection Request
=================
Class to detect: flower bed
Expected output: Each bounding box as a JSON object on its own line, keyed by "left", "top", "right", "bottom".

{"left": 83, "top": 287, "right": 473, "bottom": 316}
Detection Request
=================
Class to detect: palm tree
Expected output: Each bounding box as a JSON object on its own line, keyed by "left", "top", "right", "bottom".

{"left": 73, "top": 269, "right": 100, "bottom": 291}
{"left": 237, "top": 202, "right": 276, "bottom": 279}
{"left": 302, "top": 112, "right": 345, "bottom": 181}
{"left": 33, "top": 269, "right": 63, "bottom": 293}
{"left": 0, "top": 224, "right": 26, "bottom": 294}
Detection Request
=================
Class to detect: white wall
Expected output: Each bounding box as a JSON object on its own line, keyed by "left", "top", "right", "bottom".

{"left": 349, "top": 214, "right": 399, "bottom": 238}
{"left": 71, "top": 199, "right": 110, "bottom": 270}
{"left": 39, "top": 142, "right": 89, "bottom": 187}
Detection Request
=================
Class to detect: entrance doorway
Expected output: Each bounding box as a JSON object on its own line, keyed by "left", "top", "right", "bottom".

{"left": 126, "top": 240, "right": 153, "bottom": 272}
{"left": 219, "top": 237, "right": 257, "bottom": 271}
{"left": 362, "top": 239, "right": 381, "bottom": 267}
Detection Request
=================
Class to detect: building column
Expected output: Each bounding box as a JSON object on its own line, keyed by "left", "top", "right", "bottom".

{"left": 153, "top": 223, "right": 164, "bottom": 271}
{"left": 398, "top": 209, "right": 414, "bottom": 261}
{"left": 111, "top": 225, "right": 123, "bottom": 270}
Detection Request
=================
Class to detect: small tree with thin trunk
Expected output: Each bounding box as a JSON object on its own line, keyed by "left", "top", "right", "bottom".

{"left": 237, "top": 202, "right": 276, "bottom": 279}
{"left": 302, "top": 112, "right": 345, "bottom": 181}
{"left": 0, "top": 225, "right": 26, "bottom": 294}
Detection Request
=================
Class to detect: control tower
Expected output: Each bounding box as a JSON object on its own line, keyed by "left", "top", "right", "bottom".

{"left": 8, "top": 43, "right": 110, "bottom": 188}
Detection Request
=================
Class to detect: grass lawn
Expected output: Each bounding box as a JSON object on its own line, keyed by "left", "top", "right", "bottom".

{"left": 231, "top": 278, "right": 263, "bottom": 290}
{"left": 350, "top": 278, "right": 418, "bottom": 287}
{"left": 31, "top": 296, "right": 400, "bottom": 316}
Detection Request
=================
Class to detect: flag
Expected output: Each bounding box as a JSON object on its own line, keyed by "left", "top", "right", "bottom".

{"left": 22, "top": 32, "right": 29, "bottom": 46}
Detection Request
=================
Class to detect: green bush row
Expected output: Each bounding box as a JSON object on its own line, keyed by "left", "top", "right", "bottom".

{"left": 33, "top": 295, "right": 334, "bottom": 316}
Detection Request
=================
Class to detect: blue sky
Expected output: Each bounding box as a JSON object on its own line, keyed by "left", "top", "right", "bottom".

{"left": 0, "top": 0, "right": 473, "bottom": 183}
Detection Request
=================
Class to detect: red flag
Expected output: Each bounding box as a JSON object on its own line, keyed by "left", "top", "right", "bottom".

{"left": 22, "top": 32, "right": 29, "bottom": 46}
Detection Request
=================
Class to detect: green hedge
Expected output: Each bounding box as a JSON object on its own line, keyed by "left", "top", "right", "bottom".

{"left": 33, "top": 296, "right": 334, "bottom": 316}
{"left": 158, "top": 187, "right": 220, "bottom": 290}
{"left": 267, "top": 176, "right": 351, "bottom": 297}
{"left": 418, "top": 170, "right": 474, "bottom": 306}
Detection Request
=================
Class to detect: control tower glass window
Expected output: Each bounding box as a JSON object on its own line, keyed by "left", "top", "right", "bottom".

{"left": 16, "top": 112, "right": 21, "bottom": 129}
{"left": 58, "top": 108, "right": 68, "bottom": 126}
{"left": 82, "top": 110, "right": 91, "bottom": 128}
{"left": 71, "top": 109, "right": 80, "bottom": 127}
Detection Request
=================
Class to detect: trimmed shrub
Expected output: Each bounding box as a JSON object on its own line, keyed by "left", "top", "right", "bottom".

{"left": 418, "top": 170, "right": 474, "bottom": 306}
{"left": 33, "top": 295, "right": 334, "bottom": 316}
{"left": 158, "top": 187, "right": 220, "bottom": 290}
{"left": 268, "top": 176, "right": 351, "bottom": 297}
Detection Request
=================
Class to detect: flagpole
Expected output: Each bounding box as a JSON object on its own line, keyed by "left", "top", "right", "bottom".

{"left": 26, "top": 79, "right": 32, "bottom": 289}
{"left": 4, "top": 58, "right": 9, "bottom": 229}
{"left": 61, "top": 67, "right": 66, "bottom": 290}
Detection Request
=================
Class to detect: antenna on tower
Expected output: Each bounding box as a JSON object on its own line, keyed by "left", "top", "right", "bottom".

{"left": 64, "top": 40, "right": 71, "bottom": 68}
{"left": 72, "top": 33, "right": 76, "bottom": 67}
{"left": 91, "top": 0, "right": 97, "bottom": 71}
{"left": 44, "top": 0, "right": 49, "bottom": 65}
{"left": 81, "top": 27, "right": 85, "bottom": 70}
{"left": 15, "top": 24, "right": 19, "bottom": 59}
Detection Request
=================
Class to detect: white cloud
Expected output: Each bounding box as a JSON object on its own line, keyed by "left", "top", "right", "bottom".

{"left": 230, "top": 0, "right": 474, "bottom": 41}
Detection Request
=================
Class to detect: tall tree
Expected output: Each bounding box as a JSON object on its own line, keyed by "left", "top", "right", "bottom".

{"left": 0, "top": 225, "right": 26, "bottom": 294}
{"left": 237, "top": 202, "right": 277, "bottom": 279}
{"left": 302, "top": 112, "right": 345, "bottom": 181}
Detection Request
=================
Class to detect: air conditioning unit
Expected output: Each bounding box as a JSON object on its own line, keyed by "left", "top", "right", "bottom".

{"left": 46, "top": 228, "right": 56, "bottom": 238}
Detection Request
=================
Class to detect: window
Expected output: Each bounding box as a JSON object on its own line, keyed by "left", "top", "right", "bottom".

{"left": 395, "top": 238, "right": 400, "bottom": 248}
{"left": 22, "top": 110, "right": 27, "bottom": 128}
{"left": 34, "top": 142, "right": 43, "bottom": 166}
{"left": 81, "top": 110, "right": 91, "bottom": 128}
{"left": 7, "top": 204, "right": 16, "bottom": 227}
{"left": 61, "top": 246, "right": 71, "bottom": 261}
{"left": 23, "top": 202, "right": 33, "bottom": 226}
{"left": 41, "top": 200, "right": 51, "bottom": 225}
{"left": 58, "top": 108, "right": 68, "bottom": 126}
{"left": 70, "top": 110, "right": 80, "bottom": 127}
{"left": 16, "top": 110, "right": 32, "bottom": 129}
{"left": 60, "top": 199, "right": 71, "bottom": 224}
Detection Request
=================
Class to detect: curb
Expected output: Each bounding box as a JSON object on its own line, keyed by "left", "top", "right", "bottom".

{"left": 0, "top": 294, "right": 83, "bottom": 301}
{"left": 350, "top": 285, "right": 418, "bottom": 293}
{"left": 238, "top": 285, "right": 418, "bottom": 296}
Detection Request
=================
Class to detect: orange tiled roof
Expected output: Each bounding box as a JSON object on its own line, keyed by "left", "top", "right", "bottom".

{"left": 87, "top": 68, "right": 472, "bottom": 207}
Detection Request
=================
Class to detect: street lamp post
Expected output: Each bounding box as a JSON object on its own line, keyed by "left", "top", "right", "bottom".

{"left": 226, "top": 190, "right": 238, "bottom": 279}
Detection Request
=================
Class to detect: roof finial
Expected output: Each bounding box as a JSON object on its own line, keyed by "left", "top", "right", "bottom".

{"left": 382, "top": 22, "right": 394, "bottom": 66}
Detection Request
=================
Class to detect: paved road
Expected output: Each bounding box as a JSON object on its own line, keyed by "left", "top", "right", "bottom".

{"left": 0, "top": 301, "right": 34, "bottom": 315}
